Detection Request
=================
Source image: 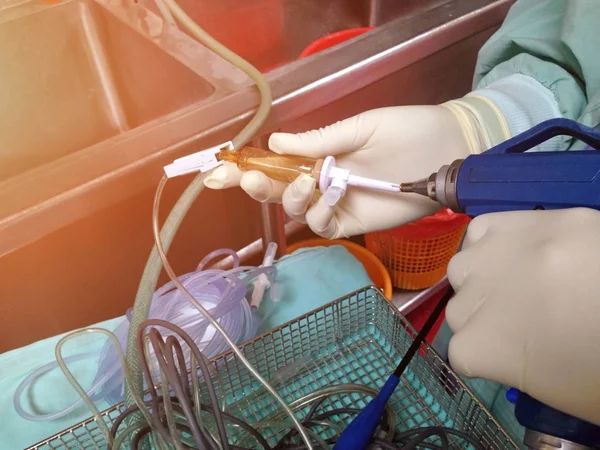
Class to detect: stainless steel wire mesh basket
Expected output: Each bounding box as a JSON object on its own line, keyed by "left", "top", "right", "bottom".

{"left": 27, "top": 286, "right": 518, "bottom": 450}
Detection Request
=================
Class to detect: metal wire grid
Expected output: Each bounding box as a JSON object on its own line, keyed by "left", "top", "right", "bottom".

{"left": 27, "top": 286, "right": 518, "bottom": 450}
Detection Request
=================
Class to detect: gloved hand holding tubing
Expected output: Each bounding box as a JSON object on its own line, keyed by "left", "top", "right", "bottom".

{"left": 446, "top": 208, "right": 600, "bottom": 427}
{"left": 205, "top": 98, "right": 511, "bottom": 238}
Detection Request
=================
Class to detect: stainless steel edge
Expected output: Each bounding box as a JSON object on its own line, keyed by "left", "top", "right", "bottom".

{"left": 392, "top": 276, "right": 450, "bottom": 315}
{"left": 0, "top": 0, "right": 513, "bottom": 256}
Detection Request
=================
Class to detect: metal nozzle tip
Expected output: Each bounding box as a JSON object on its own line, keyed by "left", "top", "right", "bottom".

{"left": 399, "top": 177, "right": 434, "bottom": 199}
{"left": 400, "top": 183, "right": 415, "bottom": 193}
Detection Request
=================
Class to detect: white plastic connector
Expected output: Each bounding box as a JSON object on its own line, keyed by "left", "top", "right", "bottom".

{"left": 319, "top": 155, "right": 400, "bottom": 206}
{"left": 323, "top": 172, "right": 348, "bottom": 206}
{"left": 250, "top": 242, "right": 278, "bottom": 309}
{"left": 323, "top": 186, "right": 344, "bottom": 206}
{"left": 319, "top": 156, "right": 337, "bottom": 194}
{"left": 164, "top": 141, "right": 233, "bottom": 178}
{"left": 347, "top": 174, "right": 401, "bottom": 192}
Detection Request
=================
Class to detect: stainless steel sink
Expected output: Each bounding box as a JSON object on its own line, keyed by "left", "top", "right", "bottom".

{"left": 167, "top": 0, "right": 451, "bottom": 71}
{"left": 0, "top": 0, "right": 452, "bottom": 183}
{"left": 0, "top": 0, "right": 513, "bottom": 258}
{"left": 0, "top": 0, "right": 514, "bottom": 350}
{"left": 0, "top": 0, "right": 219, "bottom": 181}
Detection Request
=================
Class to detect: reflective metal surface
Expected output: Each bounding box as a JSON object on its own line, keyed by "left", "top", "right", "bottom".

{"left": 0, "top": 0, "right": 219, "bottom": 181}
{"left": 524, "top": 430, "right": 594, "bottom": 450}
{"left": 392, "top": 276, "right": 450, "bottom": 315}
{"left": 0, "top": 0, "right": 513, "bottom": 349}
{"left": 169, "top": 0, "right": 453, "bottom": 72}
{"left": 0, "top": 0, "right": 512, "bottom": 258}
{"left": 434, "top": 159, "right": 463, "bottom": 212}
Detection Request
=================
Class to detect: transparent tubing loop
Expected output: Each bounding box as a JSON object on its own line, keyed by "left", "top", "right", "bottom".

{"left": 123, "top": 0, "right": 313, "bottom": 447}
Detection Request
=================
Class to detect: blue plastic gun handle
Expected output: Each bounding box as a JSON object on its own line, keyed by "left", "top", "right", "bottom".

{"left": 506, "top": 389, "right": 600, "bottom": 448}
{"left": 484, "top": 118, "right": 600, "bottom": 155}
{"left": 456, "top": 118, "right": 600, "bottom": 216}
{"left": 458, "top": 118, "right": 600, "bottom": 447}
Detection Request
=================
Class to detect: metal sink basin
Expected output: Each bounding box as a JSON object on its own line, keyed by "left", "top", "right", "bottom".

{"left": 0, "top": 0, "right": 513, "bottom": 258}
{"left": 1, "top": 0, "right": 444, "bottom": 180}
{"left": 0, "top": 0, "right": 222, "bottom": 181}
{"left": 171, "top": 0, "right": 451, "bottom": 71}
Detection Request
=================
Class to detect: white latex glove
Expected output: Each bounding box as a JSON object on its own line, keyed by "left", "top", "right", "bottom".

{"left": 204, "top": 101, "right": 508, "bottom": 238}
{"left": 446, "top": 208, "right": 600, "bottom": 426}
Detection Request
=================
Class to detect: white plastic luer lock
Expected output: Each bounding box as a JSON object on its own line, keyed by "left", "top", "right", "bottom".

{"left": 319, "top": 155, "right": 400, "bottom": 206}
{"left": 319, "top": 156, "right": 337, "bottom": 194}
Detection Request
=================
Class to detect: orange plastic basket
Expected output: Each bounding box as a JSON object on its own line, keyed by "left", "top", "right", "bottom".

{"left": 365, "top": 209, "right": 470, "bottom": 290}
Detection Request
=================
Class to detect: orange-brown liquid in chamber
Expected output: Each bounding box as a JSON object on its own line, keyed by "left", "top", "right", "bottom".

{"left": 219, "top": 146, "right": 323, "bottom": 185}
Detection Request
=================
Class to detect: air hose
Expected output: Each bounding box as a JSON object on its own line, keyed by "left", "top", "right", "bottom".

{"left": 14, "top": 251, "right": 273, "bottom": 420}
{"left": 121, "top": 1, "right": 314, "bottom": 448}
{"left": 124, "top": 0, "right": 272, "bottom": 410}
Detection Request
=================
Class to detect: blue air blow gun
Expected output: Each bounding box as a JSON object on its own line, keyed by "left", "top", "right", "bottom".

{"left": 401, "top": 118, "right": 600, "bottom": 450}
{"left": 401, "top": 118, "right": 600, "bottom": 216}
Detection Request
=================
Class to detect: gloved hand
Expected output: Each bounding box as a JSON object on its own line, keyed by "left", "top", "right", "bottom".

{"left": 204, "top": 100, "right": 508, "bottom": 238}
{"left": 446, "top": 208, "right": 600, "bottom": 426}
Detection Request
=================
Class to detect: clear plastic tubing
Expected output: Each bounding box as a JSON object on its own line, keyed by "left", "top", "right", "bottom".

{"left": 14, "top": 249, "right": 275, "bottom": 421}
{"left": 126, "top": 0, "right": 313, "bottom": 445}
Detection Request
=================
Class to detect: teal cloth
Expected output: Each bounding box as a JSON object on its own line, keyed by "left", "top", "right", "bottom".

{"left": 0, "top": 317, "right": 123, "bottom": 450}
{"left": 0, "top": 245, "right": 372, "bottom": 449}
{"left": 257, "top": 245, "right": 373, "bottom": 334}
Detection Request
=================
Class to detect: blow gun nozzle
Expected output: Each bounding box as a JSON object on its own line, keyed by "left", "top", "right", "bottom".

{"left": 400, "top": 182, "right": 418, "bottom": 193}
{"left": 400, "top": 160, "right": 464, "bottom": 212}
{"left": 400, "top": 174, "right": 437, "bottom": 200}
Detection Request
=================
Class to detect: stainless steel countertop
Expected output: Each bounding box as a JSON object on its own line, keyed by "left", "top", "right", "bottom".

{"left": 392, "top": 277, "right": 450, "bottom": 315}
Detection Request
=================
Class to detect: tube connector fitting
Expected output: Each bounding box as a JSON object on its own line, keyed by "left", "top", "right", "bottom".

{"left": 319, "top": 156, "right": 400, "bottom": 206}
{"left": 400, "top": 159, "right": 464, "bottom": 213}
{"left": 320, "top": 156, "right": 348, "bottom": 206}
